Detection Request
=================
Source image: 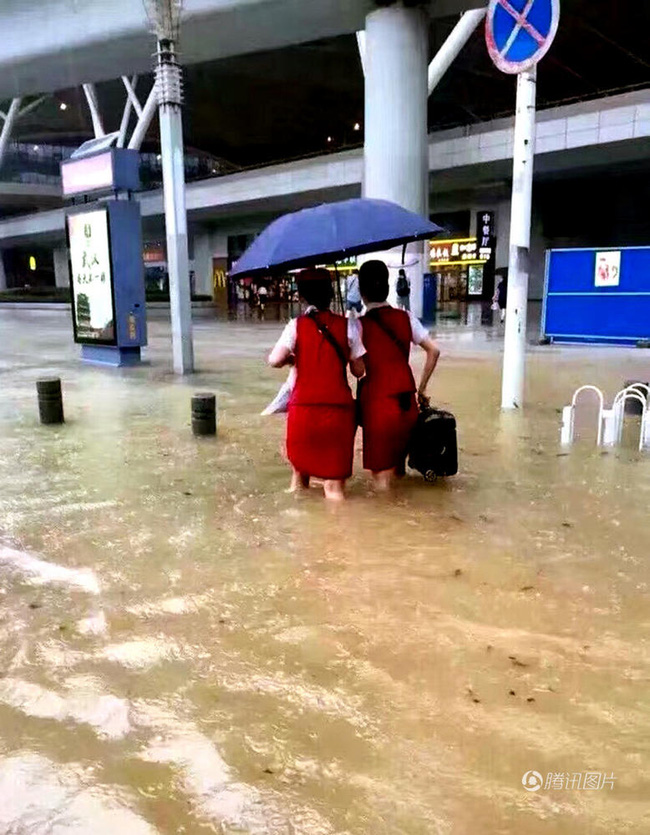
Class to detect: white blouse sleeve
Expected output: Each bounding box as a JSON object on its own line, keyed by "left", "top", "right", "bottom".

{"left": 347, "top": 317, "right": 366, "bottom": 360}
{"left": 408, "top": 313, "right": 430, "bottom": 346}
{"left": 273, "top": 318, "right": 298, "bottom": 353}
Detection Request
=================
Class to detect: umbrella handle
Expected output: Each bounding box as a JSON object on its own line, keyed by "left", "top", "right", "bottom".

{"left": 334, "top": 266, "right": 344, "bottom": 316}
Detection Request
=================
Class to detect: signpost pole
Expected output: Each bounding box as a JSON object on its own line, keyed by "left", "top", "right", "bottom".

{"left": 485, "top": 0, "right": 559, "bottom": 409}
{"left": 500, "top": 67, "right": 537, "bottom": 410}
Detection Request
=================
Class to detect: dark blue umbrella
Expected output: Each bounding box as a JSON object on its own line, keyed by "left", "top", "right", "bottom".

{"left": 229, "top": 198, "right": 442, "bottom": 276}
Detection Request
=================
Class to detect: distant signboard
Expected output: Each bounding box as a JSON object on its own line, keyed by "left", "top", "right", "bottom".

{"left": 468, "top": 265, "right": 484, "bottom": 295}
{"left": 67, "top": 209, "right": 116, "bottom": 345}
{"left": 430, "top": 238, "right": 493, "bottom": 267}
{"left": 143, "top": 242, "right": 166, "bottom": 264}
{"left": 486, "top": 0, "right": 560, "bottom": 74}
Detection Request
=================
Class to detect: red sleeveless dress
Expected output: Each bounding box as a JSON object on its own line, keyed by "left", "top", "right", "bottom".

{"left": 359, "top": 307, "right": 418, "bottom": 472}
{"left": 287, "top": 312, "right": 356, "bottom": 480}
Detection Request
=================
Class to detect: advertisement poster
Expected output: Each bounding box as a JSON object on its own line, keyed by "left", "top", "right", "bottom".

{"left": 67, "top": 209, "right": 116, "bottom": 343}
{"left": 594, "top": 251, "right": 621, "bottom": 287}
{"left": 467, "top": 265, "right": 484, "bottom": 296}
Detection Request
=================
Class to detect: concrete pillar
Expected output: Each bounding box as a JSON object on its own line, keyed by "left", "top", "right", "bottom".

{"left": 192, "top": 232, "right": 213, "bottom": 298}
{"left": 53, "top": 247, "right": 69, "bottom": 289}
{"left": 0, "top": 250, "right": 7, "bottom": 291}
{"left": 363, "top": 3, "right": 429, "bottom": 317}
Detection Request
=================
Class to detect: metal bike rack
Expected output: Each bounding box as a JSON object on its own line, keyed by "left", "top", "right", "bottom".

{"left": 561, "top": 386, "right": 604, "bottom": 446}
{"left": 562, "top": 383, "right": 650, "bottom": 452}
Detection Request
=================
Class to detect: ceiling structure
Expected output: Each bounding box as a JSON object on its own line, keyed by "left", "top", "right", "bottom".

{"left": 4, "top": 0, "right": 650, "bottom": 169}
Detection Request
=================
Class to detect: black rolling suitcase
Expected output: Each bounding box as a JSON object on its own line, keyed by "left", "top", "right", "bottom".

{"left": 408, "top": 404, "right": 458, "bottom": 482}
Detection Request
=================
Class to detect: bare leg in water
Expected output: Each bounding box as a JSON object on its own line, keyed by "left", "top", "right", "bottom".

{"left": 323, "top": 480, "right": 346, "bottom": 502}
{"left": 288, "top": 468, "right": 310, "bottom": 493}
{"left": 372, "top": 469, "right": 394, "bottom": 492}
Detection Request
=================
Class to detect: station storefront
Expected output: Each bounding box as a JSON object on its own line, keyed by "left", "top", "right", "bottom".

{"left": 429, "top": 211, "right": 497, "bottom": 310}
{"left": 429, "top": 236, "right": 495, "bottom": 304}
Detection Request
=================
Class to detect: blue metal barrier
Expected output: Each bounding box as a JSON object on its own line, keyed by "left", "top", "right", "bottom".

{"left": 542, "top": 247, "right": 650, "bottom": 345}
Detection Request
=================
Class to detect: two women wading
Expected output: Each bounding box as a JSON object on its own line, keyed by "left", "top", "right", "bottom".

{"left": 268, "top": 262, "right": 440, "bottom": 500}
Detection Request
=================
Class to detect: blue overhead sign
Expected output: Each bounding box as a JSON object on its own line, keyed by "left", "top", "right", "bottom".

{"left": 486, "top": 0, "right": 560, "bottom": 74}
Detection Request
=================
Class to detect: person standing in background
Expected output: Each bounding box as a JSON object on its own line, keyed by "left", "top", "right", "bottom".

{"left": 396, "top": 268, "right": 410, "bottom": 311}
{"left": 493, "top": 270, "right": 508, "bottom": 322}
{"left": 346, "top": 270, "right": 363, "bottom": 316}
{"left": 257, "top": 282, "right": 268, "bottom": 318}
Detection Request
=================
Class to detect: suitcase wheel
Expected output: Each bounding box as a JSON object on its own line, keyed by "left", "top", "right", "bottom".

{"left": 424, "top": 469, "right": 437, "bottom": 483}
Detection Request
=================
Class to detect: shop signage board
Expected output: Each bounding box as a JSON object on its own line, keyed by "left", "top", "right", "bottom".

{"left": 429, "top": 238, "right": 493, "bottom": 267}
{"left": 486, "top": 0, "right": 560, "bottom": 74}
{"left": 143, "top": 243, "right": 166, "bottom": 265}
{"left": 475, "top": 211, "right": 497, "bottom": 298}
{"left": 477, "top": 211, "right": 495, "bottom": 250}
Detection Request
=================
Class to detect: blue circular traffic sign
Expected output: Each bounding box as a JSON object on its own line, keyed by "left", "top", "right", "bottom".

{"left": 486, "top": 0, "right": 560, "bottom": 74}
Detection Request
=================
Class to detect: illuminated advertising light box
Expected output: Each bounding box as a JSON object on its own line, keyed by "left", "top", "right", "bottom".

{"left": 61, "top": 148, "right": 140, "bottom": 198}
{"left": 67, "top": 209, "right": 117, "bottom": 345}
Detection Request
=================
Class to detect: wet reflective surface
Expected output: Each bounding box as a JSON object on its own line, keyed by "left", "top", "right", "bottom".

{"left": 1, "top": 308, "right": 649, "bottom": 834}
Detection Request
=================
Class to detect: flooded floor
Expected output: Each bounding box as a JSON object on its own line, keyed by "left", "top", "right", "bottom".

{"left": 0, "top": 308, "right": 649, "bottom": 834}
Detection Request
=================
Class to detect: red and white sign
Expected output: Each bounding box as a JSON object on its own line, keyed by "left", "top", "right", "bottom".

{"left": 594, "top": 251, "right": 621, "bottom": 288}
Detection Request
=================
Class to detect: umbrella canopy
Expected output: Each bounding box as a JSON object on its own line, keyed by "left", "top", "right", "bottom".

{"left": 229, "top": 198, "right": 443, "bottom": 277}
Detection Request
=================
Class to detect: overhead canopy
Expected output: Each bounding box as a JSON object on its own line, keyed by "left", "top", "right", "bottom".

{"left": 0, "top": 0, "right": 467, "bottom": 99}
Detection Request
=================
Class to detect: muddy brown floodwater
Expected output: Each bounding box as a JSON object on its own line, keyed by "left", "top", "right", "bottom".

{"left": 0, "top": 309, "right": 649, "bottom": 834}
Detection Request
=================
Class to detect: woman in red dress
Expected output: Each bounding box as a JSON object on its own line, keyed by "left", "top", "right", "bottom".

{"left": 268, "top": 269, "right": 365, "bottom": 501}
{"left": 358, "top": 260, "right": 440, "bottom": 490}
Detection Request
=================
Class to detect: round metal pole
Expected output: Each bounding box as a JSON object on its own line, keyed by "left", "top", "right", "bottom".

{"left": 427, "top": 9, "right": 487, "bottom": 95}
{"left": 501, "top": 68, "right": 537, "bottom": 410}
{"left": 157, "top": 39, "right": 194, "bottom": 375}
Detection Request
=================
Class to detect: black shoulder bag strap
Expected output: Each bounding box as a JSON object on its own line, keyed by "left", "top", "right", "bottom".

{"left": 307, "top": 310, "right": 348, "bottom": 370}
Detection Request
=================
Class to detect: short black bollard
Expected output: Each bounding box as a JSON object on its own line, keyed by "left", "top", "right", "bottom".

{"left": 191, "top": 392, "right": 216, "bottom": 437}
{"left": 37, "top": 377, "right": 64, "bottom": 425}
{"left": 623, "top": 380, "right": 648, "bottom": 416}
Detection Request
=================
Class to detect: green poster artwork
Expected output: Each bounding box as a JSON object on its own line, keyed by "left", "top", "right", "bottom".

{"left": 67, "top": 209, "right": 115, "bottom": 344}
